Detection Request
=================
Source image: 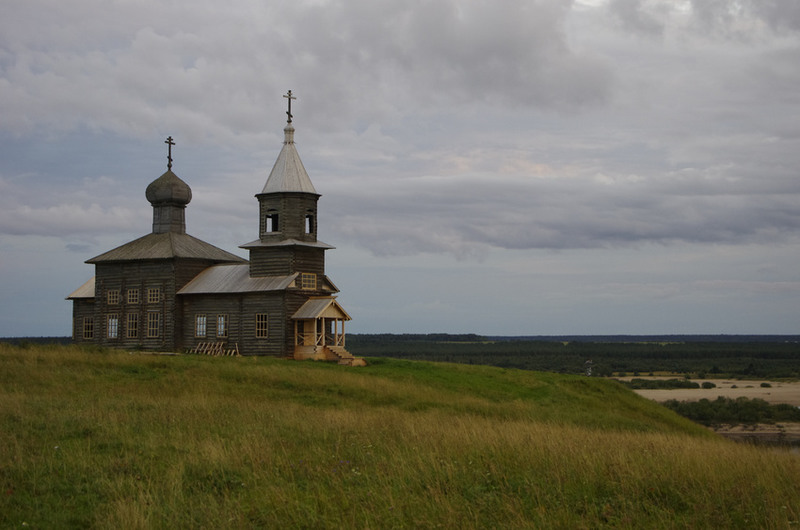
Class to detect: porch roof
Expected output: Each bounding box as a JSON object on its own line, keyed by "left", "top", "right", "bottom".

{"left": 292, "top": 297, "right": 351, "bottom": 321}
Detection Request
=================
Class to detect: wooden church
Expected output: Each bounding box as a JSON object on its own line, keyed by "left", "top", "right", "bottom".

{"left": 67, "top": 93, "right": 361, "bottom": 364}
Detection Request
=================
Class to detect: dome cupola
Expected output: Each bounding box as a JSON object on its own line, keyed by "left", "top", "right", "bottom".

{"left": 146, "top": 170, "right": 192, "bottom": 205}
{"left": 147, "top": 136, "right": 192, "bottom": 234}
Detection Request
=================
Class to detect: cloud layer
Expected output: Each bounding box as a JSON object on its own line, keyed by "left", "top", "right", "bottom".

{"left": 1, "top": 0, "right": 798, "bottom": 335}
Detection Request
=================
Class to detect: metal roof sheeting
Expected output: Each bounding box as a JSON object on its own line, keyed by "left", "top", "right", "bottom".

{"left": 177, "top": 264, "right": 296, "bottom": 295}
{"left": 87, "top": 232, "right": 247, "bottom": 263}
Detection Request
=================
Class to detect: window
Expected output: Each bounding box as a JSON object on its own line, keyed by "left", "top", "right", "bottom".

{"left": 255, "top": 314, "right": 269, "bottom": 338}
{"left": 217, "top": 314, "right": 228, "bottom": 338}
{"left": 107, "top": 289, "right": 120, "bottom": 305}
{"left": 127, "top": 313, "right": 139, "bottom": 338}
{"left": 195, "top": 314, "right": 207, "bottom": 337}
{"left": 264, "top": 211, "right": 279, "bottom": 233}
{"left": 300, "top": 273, "right": 316, "bottom": 290}
{"left": 107, "top": 314, "right": 119, "bottom": 339}
{"left": 147, "top": 288, "right": 161, "bottom": 304}
{"left": 305, "top": 213, "right": 314, "bottom": 234}
{"left": 83, "top": 317, "right": 94, "bottom": 339}
{"left": 127, "top": 288, "right": 140, "bottom": 304}
{"left": 146, "top": 312, "right": 162, "bottom": 338}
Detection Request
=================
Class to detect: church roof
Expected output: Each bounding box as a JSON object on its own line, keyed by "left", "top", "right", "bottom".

{"left": 177, "top": 264, "right": 296, "bottom": 294}
{"left": 239, "top": 238, "right": 335, "bottom": 250}
{"left": 66, "top": 277, "right": 95, "bottom": 299}
{"left": 86, "top": 232, "right": 246, "bottom": 263}
{"left": 260, "top": 124, "right": 318, "bottom": 195}
{"left": 177, "top": 264, "right": 340, "bottom": 295}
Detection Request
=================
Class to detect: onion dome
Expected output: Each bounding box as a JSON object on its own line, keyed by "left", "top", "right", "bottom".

{"left": 147, "top": 136, "right": 192, "bottom": 234}
{"left": 146, "top": 169, "right": 192, "bottom": 205}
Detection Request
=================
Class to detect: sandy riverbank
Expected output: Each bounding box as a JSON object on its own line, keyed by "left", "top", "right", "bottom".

{"left": 617, "top": 377, "right": 800, "bottom": 445}
{"left": 621, "top": 378, "right": 800, "bottom": 406}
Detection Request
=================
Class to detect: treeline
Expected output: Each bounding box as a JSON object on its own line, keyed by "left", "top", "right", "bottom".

{"left": 346, "top": 334, "right": 800, "bottom": 378}
{"left": 0, "top": 337, "right": 71, "bottom": 346}
{"left": 663, "top": 397, "right": 800, "bottom": 425}
{"left": 348, "top": 333, "right": 486, "bottom": 343}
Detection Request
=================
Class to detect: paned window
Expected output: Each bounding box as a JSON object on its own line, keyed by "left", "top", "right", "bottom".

{"left": 107, "top": 289, "right": 120, "bottom": 305}
{"left": 217, "top": 314, "right": 228, "bottom": 338}
{"left": 146, "top": 312, "right": 162, "bottom": 338}
{"left": 255, "top": 314, "right": 269, "bottom": 338}
{"left": 127, "top": 313, "right": 139, "bottom": 338}
{"left": 300, "top": 273, "right": 316, "bottom": 290}
{"left": 195, "top": 314, "right": 207, "bottom": 337}
{"left": 147, "top": 288, "right": 161, "bottom": 304}
{"left": 127, "top": 288, "right": 140, "bottom": 304}
{"left": 107, "top": 314, "right": 119, "bottom": 339}
{"left": 83, "top": 317, "right": 94, "bottom": 339}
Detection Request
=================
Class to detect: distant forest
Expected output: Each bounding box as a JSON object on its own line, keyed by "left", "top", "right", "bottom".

{"left": 346, "top": 334, "right": 800, "bottom": 378}
{"left": 3, "top": 334, "right": 800, "bottom": 378}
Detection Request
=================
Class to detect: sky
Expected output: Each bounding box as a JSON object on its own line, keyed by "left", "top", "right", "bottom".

{"left": 1, "top": 0, "right": 799, "bottom": 337}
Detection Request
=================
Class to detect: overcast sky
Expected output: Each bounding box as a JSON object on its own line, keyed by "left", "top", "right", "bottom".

{"left": 1, "top": 0, "right": 799, "bottom": 337}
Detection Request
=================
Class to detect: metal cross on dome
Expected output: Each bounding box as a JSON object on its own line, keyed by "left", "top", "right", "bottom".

{"left": 165, "top": 136, "right": 175, "bottom": 170}
{"left": 284, "top": 90, "right": 296, "bottom": 123}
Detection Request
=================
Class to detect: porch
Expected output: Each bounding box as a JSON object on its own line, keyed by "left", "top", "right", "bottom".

{"left": 292, "top": 297, "right": 365, "bottom": 366}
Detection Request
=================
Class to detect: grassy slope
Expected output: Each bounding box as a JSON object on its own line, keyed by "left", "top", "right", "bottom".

{"left": 1, "top": 344, "right": 799, "bottom": 528}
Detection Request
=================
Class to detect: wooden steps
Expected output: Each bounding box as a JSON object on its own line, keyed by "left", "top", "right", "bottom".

{"left": 293, "top": 344, "right": 366, "bottom": 366}
{"left": 187, "top": 342, "right": 240, "bottom": 356}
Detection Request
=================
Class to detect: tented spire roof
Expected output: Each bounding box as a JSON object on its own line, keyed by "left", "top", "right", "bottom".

{"left": 260, "top": 123, "right": 317, "bottom": 195}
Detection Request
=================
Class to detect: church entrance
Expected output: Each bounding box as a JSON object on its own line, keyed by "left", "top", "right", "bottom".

{"left": 294, "top": 317, "right": 346, "bottom": 348}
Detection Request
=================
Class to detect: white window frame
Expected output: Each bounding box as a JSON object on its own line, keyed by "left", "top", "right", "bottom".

{"left": 107, "top": 314, "right": 119, "bottom": 339}
{"left": 195, "top": 314, "right": 207, "bottom": 337}
{"left": 217, "top": 314, "right": 228, "bottom": 338}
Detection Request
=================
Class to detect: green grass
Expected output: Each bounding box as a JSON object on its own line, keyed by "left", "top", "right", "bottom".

{"left": 2, "top": 344, "right": 800, "bottom": 528}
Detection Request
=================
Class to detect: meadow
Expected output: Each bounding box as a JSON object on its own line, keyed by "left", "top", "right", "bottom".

{"left": 2, "top": 343, "right": 800, "bottom": 528}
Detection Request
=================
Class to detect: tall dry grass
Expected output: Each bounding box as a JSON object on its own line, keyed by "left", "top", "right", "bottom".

{"left": 2, "top": 343, "right": 799, "bottom": 528}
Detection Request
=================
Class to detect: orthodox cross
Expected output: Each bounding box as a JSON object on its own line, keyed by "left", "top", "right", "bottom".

{"left": 165, "top": 136, "right": 175, "bottom": 170}
{"left": 283, "top": 90, "right": 296, "bottom": 123}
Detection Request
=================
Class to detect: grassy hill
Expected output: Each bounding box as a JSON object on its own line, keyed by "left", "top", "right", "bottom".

{"left": 2, "top": 344, "right": 799, "bottom": 528}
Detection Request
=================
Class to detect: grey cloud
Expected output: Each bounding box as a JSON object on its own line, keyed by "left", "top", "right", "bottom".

{"left": 0, "top": 0, "right": 612, "bottom": 143}
{"left": 326, "top": 170, "right": 800, "bottom": 257}
{"left": 608, "top": 0, "right": 665, "bottom": 36}
{"left": 688, "top": 0, "right": 800, "bottom": 38}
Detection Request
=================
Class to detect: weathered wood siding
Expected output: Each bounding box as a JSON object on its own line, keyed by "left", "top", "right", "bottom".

{"left": 249, "top": 246, "right": 325, "bottom": 277}
{"left": 180, "top": 293, "right": 242, "bottom": 352}
{"left": 240, "top": 292, "right": 287, "bottom": 356}
{"left": 180, "top": 291, "right": 289, "bottom": 356}
{"left": 249, "top": 247, "right": 294, "bottom": 276}
{"left": 257, "top": 192, "right": 318, "bottom": 242}
{"left": 71, "top": 299, "right": 95, "bottom": 343}
{"left": 91, "top": 258, "right": 223, "bottom": 352}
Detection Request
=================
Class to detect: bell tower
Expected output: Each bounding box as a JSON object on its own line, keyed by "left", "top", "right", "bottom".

{"left": 241, "top": 91, "right": 334, "bottom": 278}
